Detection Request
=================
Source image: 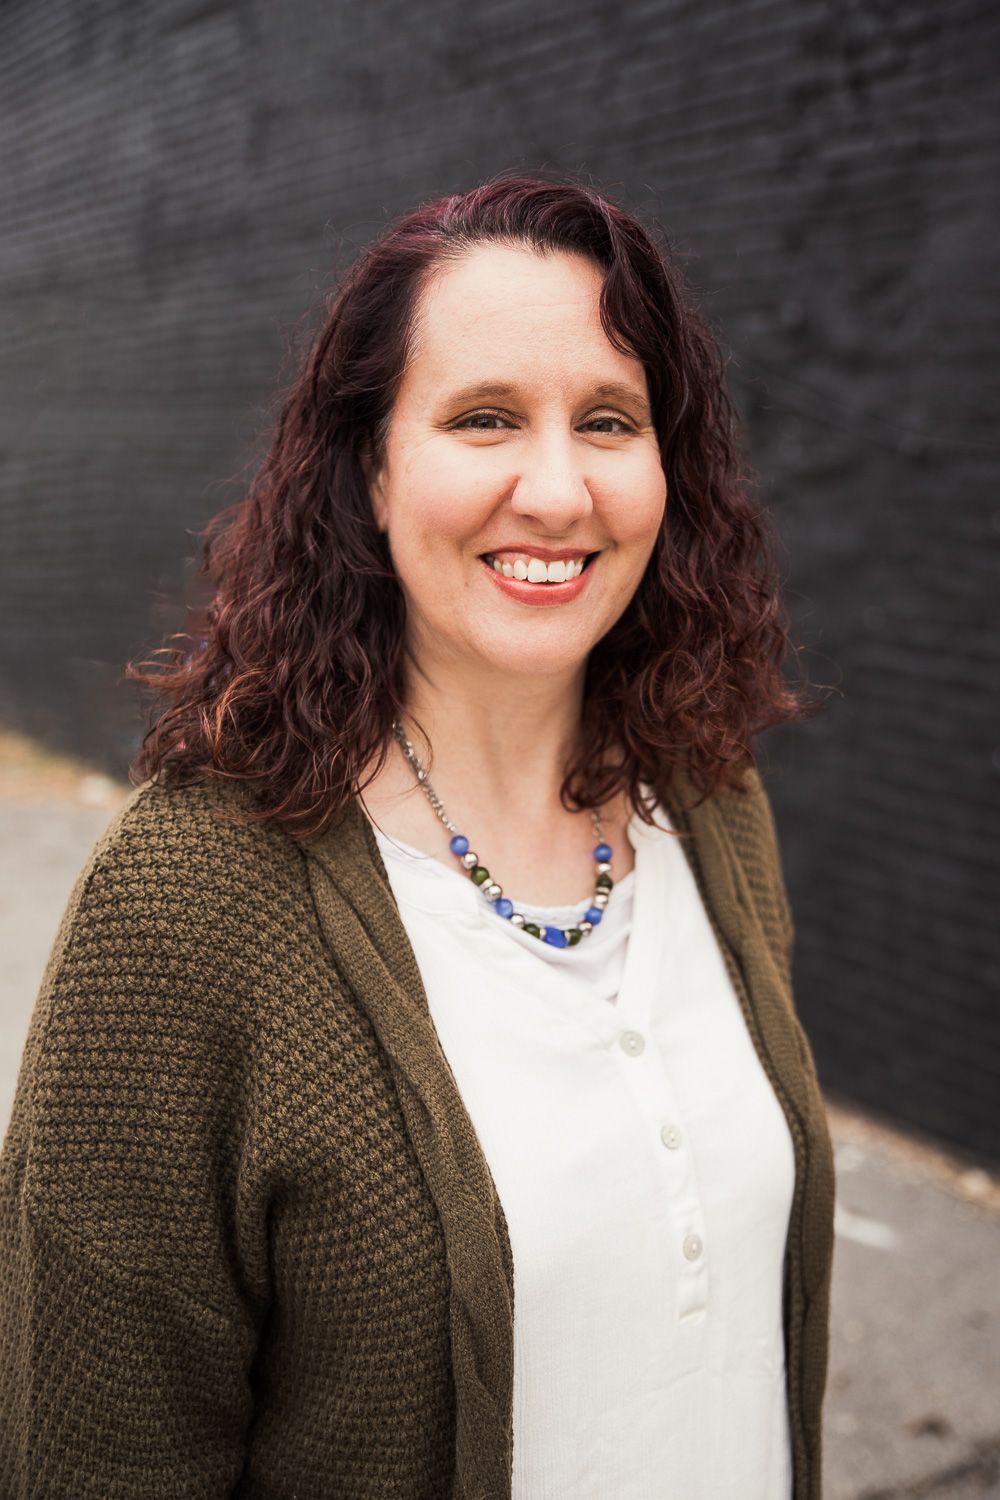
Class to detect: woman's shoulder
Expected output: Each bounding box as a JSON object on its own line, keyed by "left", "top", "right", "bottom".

{"left": 712, "top": 761, "right": 784, "bottom": 858}
{"left": 15, "top": 776, "right": 338, "bottom": 1104}
{"left": 89, "top": 773, "right": 301, "bottom": 880}
{"left": 49, "top": 775, "right": 313, "bottom": 974}
{"left": 97, "top": 770, "right": 272, "bottom": 837}
{"left": 663, "top": 754, "right": 795, "bottom": 969}
{"left": 665, "top": 755, "right": 784, "bottom": 863}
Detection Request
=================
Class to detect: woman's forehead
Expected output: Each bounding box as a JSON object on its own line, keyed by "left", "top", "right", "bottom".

{"left": 404, "top": 246, "right": 643, "bottom": 401}
{"left": 417, "top": 242, "right": 603, "bottom": 333}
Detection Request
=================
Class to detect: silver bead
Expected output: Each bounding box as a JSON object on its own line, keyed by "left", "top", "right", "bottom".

{"left": 484, "top": 883, "right": 502, "bottom": 901}
{"left": 510, "top": 912, "right": 526, "bottom": 928}
{"left": 461, "top": 851, "right": 478, "bottom": 869}
{"left": 593, "top": 891, "right": 609, "bottom": 909}
{"left": 579, "top": 919, "right": 593, "bottom": 934}
{"left": 596, "top": 860, "right": 612, "bottom": 875}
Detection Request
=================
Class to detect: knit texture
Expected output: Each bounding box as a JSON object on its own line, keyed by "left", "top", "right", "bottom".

{"left": 0, "top": 763, "right": 835, "bottom": 1499}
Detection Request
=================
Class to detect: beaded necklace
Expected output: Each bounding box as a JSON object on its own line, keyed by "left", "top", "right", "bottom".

{"left": 392, "top": 718, "right": 615, "bottom": 948}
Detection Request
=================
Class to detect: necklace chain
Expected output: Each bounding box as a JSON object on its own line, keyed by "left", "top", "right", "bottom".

{"left": 391, "top": 718, "right": 614, "bottom": 948}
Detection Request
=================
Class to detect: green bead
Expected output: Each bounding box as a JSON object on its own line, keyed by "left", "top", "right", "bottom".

{"left": 471, "top": 866, "right": 490, "bottom": 886}
{"left": 566, "top": 928, "right": 583, "bottom": 946}
{"left": 595, "top": 873, "right": 614, "bottom": 891}
{"left": 523, "top": 923, "right": 541, "bottom": 938}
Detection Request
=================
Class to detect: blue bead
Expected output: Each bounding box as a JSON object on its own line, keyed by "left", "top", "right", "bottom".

{"left": 594, "top": 843, "right": 612, "bottom": 863}
{"left": 584, "top": 907, "right": 603, "bottom": 926}
{"left": 542, "top": 926, "right": 568, "bottom": 948}
{"left": 449, "top": 834, "right": 470, "bottom": 855}
{"left": 495, "top": 898, "right": 514, "bottom": 918}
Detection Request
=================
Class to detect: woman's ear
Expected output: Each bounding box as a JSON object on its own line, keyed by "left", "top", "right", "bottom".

{"left": 360, "top": 448, "right": 388, "bottom": 533}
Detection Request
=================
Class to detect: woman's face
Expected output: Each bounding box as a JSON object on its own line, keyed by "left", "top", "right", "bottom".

{"left": 366, "top": 243, "right": 667, "bottom": 684}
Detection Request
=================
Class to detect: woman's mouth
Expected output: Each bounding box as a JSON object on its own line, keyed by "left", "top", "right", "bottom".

{"left": 478, "top": 551, "right": 600, "bottom": 605}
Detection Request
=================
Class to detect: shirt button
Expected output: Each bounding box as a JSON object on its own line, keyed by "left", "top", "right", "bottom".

{"left": 683, "top": 1233, "right": 703, "bottom": 1261}
{"left": 619, "top": 1030, "right": 645, "bottom": 1056}
{"left": 660, "top": 1124, "right": 683, "bottom": 1150}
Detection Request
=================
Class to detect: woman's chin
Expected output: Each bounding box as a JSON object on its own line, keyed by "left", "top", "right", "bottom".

{"left": 466, "top": 634, "right": 596, "bottom": 681}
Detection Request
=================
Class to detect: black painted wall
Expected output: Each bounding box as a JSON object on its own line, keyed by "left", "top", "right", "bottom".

{"left": 1, "top": 0, "right": 998, "bottom": 1160}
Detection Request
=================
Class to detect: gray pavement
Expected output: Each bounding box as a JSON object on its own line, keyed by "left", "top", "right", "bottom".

{"left": 1, "top": 789, "right": 997, "bottom": 1499}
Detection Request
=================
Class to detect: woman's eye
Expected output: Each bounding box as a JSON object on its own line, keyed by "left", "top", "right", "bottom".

{"left": 585, "top": 415, "right": 633, "bottom": 434}
{"left": 455, "top": 411, "right": 633, "bottom": 433}
{"left": 458, "top": 411, "right": 509, "bottom": 431}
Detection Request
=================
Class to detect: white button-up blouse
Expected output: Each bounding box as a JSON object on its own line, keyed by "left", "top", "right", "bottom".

{"left": 367, "top": 789, "right": 796, "bottom": 1500}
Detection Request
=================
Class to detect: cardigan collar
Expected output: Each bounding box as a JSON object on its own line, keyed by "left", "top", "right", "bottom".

{"left": 304, "top": 795, "right": 516, "bottom": 1498}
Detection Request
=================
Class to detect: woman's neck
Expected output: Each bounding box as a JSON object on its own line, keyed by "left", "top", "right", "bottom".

{"left": 358, "top": 669, "right": 637, "bottom": 903}
{"left": 398, "top": 681, "right": 585, "bottom": 823}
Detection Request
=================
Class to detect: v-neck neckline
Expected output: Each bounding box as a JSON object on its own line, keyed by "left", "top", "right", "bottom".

{"left": 361, "top": 787, "right": 660, "bottom": 919}
{"left": 366, "top": 790, "right": 679, "bottom": 1034}
{"left": 370, "top": 822, "right": 636, "bottom": 917}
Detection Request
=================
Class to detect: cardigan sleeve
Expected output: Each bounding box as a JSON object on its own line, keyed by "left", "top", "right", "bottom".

{"left": 0, "top": 793, "right": 265, "bottom": 1497}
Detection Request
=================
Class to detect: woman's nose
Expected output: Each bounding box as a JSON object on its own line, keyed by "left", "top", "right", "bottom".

{"left": 507, "top": 433, "right": 594, "bottom": 531}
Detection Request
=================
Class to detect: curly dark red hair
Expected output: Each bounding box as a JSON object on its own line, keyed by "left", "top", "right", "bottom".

{"left": 126, "top": 170, "right": 821, "bottom": 837}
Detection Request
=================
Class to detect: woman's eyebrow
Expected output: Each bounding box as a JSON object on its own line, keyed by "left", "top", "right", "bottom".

{"left": 443, "top": 380, "right": 650, "bottom": 411}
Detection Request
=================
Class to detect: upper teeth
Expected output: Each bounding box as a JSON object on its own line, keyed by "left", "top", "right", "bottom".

{"left": 486, "top": 554, "right": 588, "bottom": 583}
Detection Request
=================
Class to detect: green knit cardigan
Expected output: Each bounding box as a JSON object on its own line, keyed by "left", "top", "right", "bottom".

{"left": 0, "top": 763, "right": 835, "bottom": 1499}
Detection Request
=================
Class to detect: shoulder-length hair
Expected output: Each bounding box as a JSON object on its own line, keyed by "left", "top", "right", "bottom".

{"left": 126, "top": 170, "right": 821, "bottom": 838}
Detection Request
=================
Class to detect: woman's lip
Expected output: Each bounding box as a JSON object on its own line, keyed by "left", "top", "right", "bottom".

{"left": 478, "top": 552, "right": 597, "bottom": 606}
{"left": 480, "top": 547, "right": 600, "bottom": 564}
{"left": 480, "top": 550, "right": 600, "bottom": 568}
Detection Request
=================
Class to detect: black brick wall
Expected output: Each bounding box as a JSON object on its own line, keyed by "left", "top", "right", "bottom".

{"left": 1, "top": 1, "right": 997, "bottom": 1159}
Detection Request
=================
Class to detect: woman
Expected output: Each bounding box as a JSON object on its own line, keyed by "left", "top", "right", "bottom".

{"left": 0, "top": 173, "right": 835, "bottom": 1498}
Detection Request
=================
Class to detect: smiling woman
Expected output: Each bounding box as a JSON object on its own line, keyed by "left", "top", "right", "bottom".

{"left": 359, "top": 243, "right": 668, "bottom": 716}
{"left": 0, "top": 172, "right": 835, "bottom": 1500}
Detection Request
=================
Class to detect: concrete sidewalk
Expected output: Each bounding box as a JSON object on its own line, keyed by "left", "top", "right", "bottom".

{"left": 1, "top": 756, "right": 997, "bottom": 1499}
